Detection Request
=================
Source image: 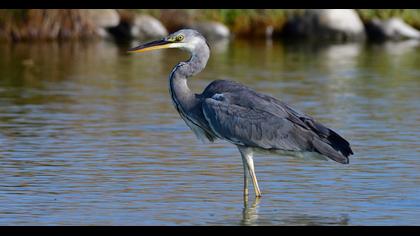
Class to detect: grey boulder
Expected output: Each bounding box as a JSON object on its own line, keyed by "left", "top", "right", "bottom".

{"left": 365, "top": 17, "right": 420, "bottom": 41}
{"left": 86, "top": 9, "right": 120, "bottom": 38}
{"left": 283, "top": 9, "right": 366, "bottom": 41}
{"left": 108, "top": 14, "right": 168, "bottom": 41}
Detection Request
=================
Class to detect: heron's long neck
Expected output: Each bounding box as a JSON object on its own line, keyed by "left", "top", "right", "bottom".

{"left": 169, "top": 47, "right": 209, "bottom": 112}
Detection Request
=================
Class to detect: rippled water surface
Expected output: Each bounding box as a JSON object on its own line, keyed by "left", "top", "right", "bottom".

{"left": 0, "top": 39, "right": 419, "bottom": 225}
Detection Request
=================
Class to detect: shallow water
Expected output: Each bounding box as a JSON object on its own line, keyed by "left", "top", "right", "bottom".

{"left": 0, "top": 38, "right": 419, "bottom": 225}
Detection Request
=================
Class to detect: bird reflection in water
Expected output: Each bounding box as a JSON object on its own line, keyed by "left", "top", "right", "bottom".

{"left": 240, "top": 195, "right": 349, "bottom": 226}
{"left": 241, "top": 196, "right": 261, "bottom": 226}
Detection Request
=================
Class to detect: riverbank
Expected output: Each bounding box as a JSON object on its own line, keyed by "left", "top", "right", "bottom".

{"left": 1, "top": 9, "right": 420, "bottom": 41}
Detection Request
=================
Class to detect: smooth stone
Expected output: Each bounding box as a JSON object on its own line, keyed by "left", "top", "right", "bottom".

{"left": 86, "top": 9, "right": 120, "bottom": 28}
{"left": 131, "top": 15, "right": 168, "bottom": 39}
{"left": 108, "top": 14, "right": 168, "bottom": 41}
{"left": 282, "top": 9, "right": 366, "bottom": 41}
{"left": 365, "top": 17, "right": 420, "bottom": 41}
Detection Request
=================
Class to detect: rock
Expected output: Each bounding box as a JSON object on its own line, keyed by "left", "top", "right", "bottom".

{"left": 365, "top": 17, "right": 420, "bottom": 41}
{"left": 190, "top": 21, "right": 230, "bottom": 40}
{"left": 158, "top": 9, "right": 195, "bottom": 33}
{"left": 86, "top": 9, "right": 120, "bottom": 28}
{"left": 85, "top": 9, "right": 120, "bottom": 38}
{"left": 131, "top": 15, "right": 168, "bottom": 39}
{"left": 282, "top": 9, "right": 365, "bottom": 41}
{"left": 108, "top": 14, "right": 168, "bottom": 41}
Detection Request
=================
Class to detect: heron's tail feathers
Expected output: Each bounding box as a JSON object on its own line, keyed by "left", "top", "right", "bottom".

{"left": 325, "top": 129, "right": 354, "bottom": 157}
{"left": 298, "top": 117, "right": 353, "bottom": 164}
{"left": 312, "top": 139, "right": 348, "bottom": 164}
{"left": 301, "top": 117, "right": 353, "bottom": 164}
{"left": 312, "top": 129, "right": 353, "bottom": 164}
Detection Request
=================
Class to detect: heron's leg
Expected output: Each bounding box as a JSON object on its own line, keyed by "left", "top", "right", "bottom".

{"left": 247, "top": 155, "right": 262, "bottom": 198}
{"left": 241, "top": 154, "right": 249, "bottom": 196}
{"left": 238, "top": 146, "right": 262, "bottom": 197}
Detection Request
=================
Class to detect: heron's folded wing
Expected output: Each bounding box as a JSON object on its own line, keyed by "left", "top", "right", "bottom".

{"left": 228, "top": 88, "right": 353, "bottom": 158}
{"left": 202, "top": 97, "right": 313, "bottom": 151}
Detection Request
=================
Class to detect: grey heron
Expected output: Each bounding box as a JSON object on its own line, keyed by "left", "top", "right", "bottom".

{"left": 129, "top": 29, "right": 354, "bottom": 198}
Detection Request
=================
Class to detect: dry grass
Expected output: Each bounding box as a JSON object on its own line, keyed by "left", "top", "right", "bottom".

{"left": 0, "top": 9, "right": 98, "bottom": 41}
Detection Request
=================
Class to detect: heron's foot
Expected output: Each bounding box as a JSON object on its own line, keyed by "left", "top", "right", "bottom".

{"left": 254, "top": 186, "right": 262, "bottom": 198}
{"left": 254, "top": 186, "right": 262, "bottom": 197}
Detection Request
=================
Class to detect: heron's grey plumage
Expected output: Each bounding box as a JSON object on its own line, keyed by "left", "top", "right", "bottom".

{"left": 200, "top": 80, "right": 353, "bottom": 164}
{"left": 132, "top": 29, "right": 354, "bottom": 197}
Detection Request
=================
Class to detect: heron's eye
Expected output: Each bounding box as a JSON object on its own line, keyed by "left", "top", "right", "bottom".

{"left": 176, "top": 34, "right": 184, "bottom": 41}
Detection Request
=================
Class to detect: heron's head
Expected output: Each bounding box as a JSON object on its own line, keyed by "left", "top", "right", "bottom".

{"left": 128, "top": 29, "right": 208, "bottom": 54}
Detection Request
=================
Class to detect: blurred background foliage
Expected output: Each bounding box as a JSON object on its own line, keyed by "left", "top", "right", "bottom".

{"left": 0, "top": 9, "right": 420, "bottom": 41}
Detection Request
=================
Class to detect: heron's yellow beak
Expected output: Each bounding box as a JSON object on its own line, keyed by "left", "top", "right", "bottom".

{"left": 127, "top": 39, "right": 173, "bottom": 53}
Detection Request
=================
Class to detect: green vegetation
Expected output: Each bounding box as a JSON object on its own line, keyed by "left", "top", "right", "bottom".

{"left": 131, "top": 9, "right": 300, "bottom": 36}
{"left": 196, "top": 9, "right": 293, "bottom": 36}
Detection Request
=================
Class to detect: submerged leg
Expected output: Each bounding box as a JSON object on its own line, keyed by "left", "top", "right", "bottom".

{"left": 238, "top": 146, "right": 262, "bottom": 197}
